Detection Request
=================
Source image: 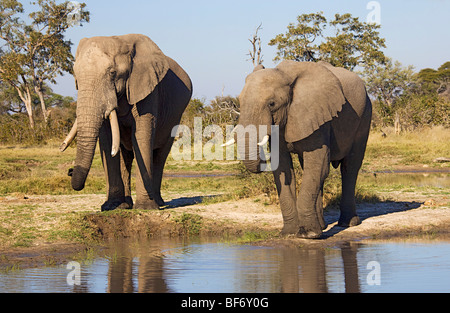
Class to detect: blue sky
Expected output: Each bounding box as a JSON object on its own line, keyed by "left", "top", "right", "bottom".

{"left": 40, "top": 0, "right": 450, "bottom": 101}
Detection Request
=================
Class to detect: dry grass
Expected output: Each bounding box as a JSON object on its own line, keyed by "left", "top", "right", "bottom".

{"left": 364, "top": 126, "right": 450, "bottom": 171}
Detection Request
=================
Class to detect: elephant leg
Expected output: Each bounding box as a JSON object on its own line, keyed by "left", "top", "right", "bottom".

{"left": 338, "top": 103, "right": 371, "bottom": 227}
{"left": 132, "top": 112, "right": 160, "bottom": 211}
{"left": 339, "top": 159, "right": 361, "bottom": 227}
{"left": 121, "top": 146, "right": 134, "bottom": 209}
{"left": 339, "top": 142, "right": 370, "bottom": 226}
{"left": 99, "top": 122, "right": 131, "bottom": 211}
{"left": 152, "top": 137, "right": 175, "bottom": 207}
{"left": 316, "top": 185, "right": 327, "bottom": 230}
{"left": 296, "top": 144, "right": 330, "bottom": 239}
{"left": 273, "top": 142, "right": 299, "bottom": 235}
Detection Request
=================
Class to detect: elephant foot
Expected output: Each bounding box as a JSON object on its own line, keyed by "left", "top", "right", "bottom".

{"left": 297, "top": 226, "right": 322, "bottom": 239}
{"left": 101, "top": 197, "right": 133, "bottom": 212}
{"left": 281, "top": 222, "right": 300, "bottom": 236}
{"left": 135, "top": 198, "right": 160, "bottom": 211}
{"left": 154, "top": 193, "right": 166, "bottom": 207}
{"left": 338, "top": 214, "right": 361, "bottom": 228}
{"left": 297, "top": 213, "right": 323, "bottom": 239}
{"left": 319, "top": 216, "right": 328, "bottom": 230}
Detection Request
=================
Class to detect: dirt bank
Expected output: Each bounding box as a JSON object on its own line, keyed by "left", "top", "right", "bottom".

{"left": 1, "top": 187, "right": 449, "bottom": 270}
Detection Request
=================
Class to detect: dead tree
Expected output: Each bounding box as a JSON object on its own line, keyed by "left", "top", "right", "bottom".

{"left": 248, "top": 23, "right": 264, "bottom": 67}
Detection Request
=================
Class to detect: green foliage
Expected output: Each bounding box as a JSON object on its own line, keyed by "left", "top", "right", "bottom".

{"left": 0, "top": 0, "right": 89, "bottom": 128}
{"left": 364, "top": 60, "right": 450, "bottom": 129}
{"left": 179, "top": 98, "right": 206, "bottom": 130}
{"left": 416, "top": 63, "right": 450, "bottom": 94}
{"left": 395, "top": 93, "right": 450, "bottom": 129}
{"left": 269, "top": 12, "right": 386, "bottom": 70}
{"left": 269, "top": 12, "right": 326, "bottom": 62}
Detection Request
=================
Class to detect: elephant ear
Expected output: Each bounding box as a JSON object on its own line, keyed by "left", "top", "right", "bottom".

{"left": 276, "top": 60, "right": 346, "bottom": 143}
{"left": 125, "top": 34, "right": 169, "bottom": 105}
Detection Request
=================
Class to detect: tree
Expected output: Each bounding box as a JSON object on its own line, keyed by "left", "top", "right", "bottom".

{"left": 180, "top": 98, "right": 206, "bottom": 130}
{"left": 363, "top": 60, "right": 450, "bottom": 130}
{"left": 247, "top": 23, "right": 264, "bottom": 67}
{"left": 0, "top": 0, "right": 89, "bottom": 129}
{"left": 364, "top": 58, "right": 415, "bottom": 107}
{"left": 363, "top": 58, "right": 415, "bottom": 128}
{"left": 269, "top": 12, "right": 326, "bottom": 62}
{"left": 417, "top": 62, "right": 450, "bottom": 95}
{"left": 269, "top": 12, "right": 386, "bottom": 71}
{"left": 0, "top": 78, "right": 31, "bottom": 115}
{"left": 205, "top": 96, "right": 240, "bottom": 127}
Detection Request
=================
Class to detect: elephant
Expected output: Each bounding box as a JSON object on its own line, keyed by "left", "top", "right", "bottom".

{"left": 60, "top": 34, "right": 193, "bottom": 211}
{"left": 236, "top": 60, "right": 372, "bottom": 239}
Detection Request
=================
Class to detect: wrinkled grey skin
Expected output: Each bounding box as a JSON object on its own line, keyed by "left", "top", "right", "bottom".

{"left": 69, "top": 34, "right": 192, "bottom": 211}
{"left": 238, "top": 61, "right": 372, "bottom": 239}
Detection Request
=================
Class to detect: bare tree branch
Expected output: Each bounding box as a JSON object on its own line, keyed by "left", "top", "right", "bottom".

{"left": 247, "top": 23, "right": 264, "bottom": 66}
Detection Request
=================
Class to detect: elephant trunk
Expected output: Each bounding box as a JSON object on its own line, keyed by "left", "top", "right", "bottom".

{"left": 71, "top": 90, "right": 105, "bottom": 191}
{"left": 239, "top": 135, "right": 262, "bottom": 174}
{"left": 238, "top": 111, "right": 271, "bottom": 173}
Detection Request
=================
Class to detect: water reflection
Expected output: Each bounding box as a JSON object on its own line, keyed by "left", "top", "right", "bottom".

{"left": 102, "top": 239, "right": 365, "bottom": 293}
{"left": 106, "top": 239, "right": 172, "bottom": 293}
{"left": 1, "top": 239, "right": 450, "bottom": 293}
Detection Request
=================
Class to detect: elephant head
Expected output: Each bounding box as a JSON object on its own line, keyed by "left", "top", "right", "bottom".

{"left": 61, "top": 34, "right": 169, "bottom": 191}
{"left": 237, "top": 60, "right": 346, "bottom": 173}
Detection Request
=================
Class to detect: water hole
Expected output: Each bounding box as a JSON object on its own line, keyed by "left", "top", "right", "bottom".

{"left": 1, "top": 238, "right": 449, "bottom": 293}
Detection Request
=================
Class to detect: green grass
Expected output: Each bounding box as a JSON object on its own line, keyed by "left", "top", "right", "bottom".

{"left": 173, "top": 212, "right": 204, "bottom": 236}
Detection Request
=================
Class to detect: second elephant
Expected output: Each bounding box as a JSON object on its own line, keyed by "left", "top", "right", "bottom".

{"left": 237, "top": 60, "right": 372, "bottom": 239}
{"left": 61, "top": 34, "right": 193, "bottom": 211}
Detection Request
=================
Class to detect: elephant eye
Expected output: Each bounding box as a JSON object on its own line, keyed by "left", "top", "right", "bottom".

{"left": 109, "top": 69, "right": 117, "bottom": 78}
{"left": 268, "top": 101, "right": 276, "bottom": 108}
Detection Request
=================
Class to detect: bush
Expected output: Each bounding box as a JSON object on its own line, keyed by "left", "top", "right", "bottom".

{"left": 396, "top": 94, "right": 450, "bottom": 130}
{"left": 0, "top": 111, "right": 75, "bottom": 145}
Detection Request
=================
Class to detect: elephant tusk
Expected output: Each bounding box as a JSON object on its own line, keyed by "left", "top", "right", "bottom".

{"left": 221, "top": 126, "right": 238, "bottom": 147}
{"left": 60, "top": 119, "right": 78, "bottom": 152}
{"left": 257, "top": 135, "right": 270, "bottom": 147}
{"left": 221, "top": 138, "right": 236, "bottom": 147}
{"left": 109, "top": 110, "right": 121, "bottom": 157}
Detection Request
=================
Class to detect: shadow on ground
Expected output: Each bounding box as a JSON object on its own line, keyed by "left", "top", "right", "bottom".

{"left": 322, "top": 200, "right": 424, "bottom": 239}
{"left": 163, "top": 195, "right": 221, "bottom": 209}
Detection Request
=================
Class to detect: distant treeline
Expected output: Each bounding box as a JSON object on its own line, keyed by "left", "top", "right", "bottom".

{"left": 364, "top": 60, "right": 450, "bottom": 131}
{"left": 1, "top": 5, "right": 448, "bottom": 145}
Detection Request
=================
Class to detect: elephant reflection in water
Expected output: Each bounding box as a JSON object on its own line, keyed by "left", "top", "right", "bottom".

{"left": 103, "top": 242, "right": 362, "bottom": 293}
{"left": 280, "top": 243, "right": 361, "bottom": 293}
{"left": 107, "top": 244, "right": 171, "bottom": 293}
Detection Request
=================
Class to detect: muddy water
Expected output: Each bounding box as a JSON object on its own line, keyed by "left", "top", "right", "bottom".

{"left": 1, "top": 239, "right": 450, "bottom": 293}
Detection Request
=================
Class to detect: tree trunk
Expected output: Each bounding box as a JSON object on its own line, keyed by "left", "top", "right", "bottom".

{"left": 394, "top": 112, "right": 401, "bottom": 135}
{"left": 26, "top": 103, "right": 35, "bottom": 130}
{"left": 35, "top": 86, "right": 48, "bottom": 123}
{"left": 15, "top": 85, "right": 35, "bottom": 129}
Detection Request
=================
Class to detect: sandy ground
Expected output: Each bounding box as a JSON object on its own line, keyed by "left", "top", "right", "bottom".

{"left": 3, "top": 189, "right": 450, "bottom": 242}
{"left": 171, "top": 190, "right": 450, "bottom": 246}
